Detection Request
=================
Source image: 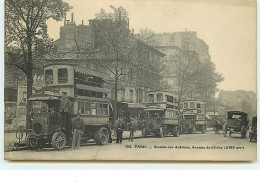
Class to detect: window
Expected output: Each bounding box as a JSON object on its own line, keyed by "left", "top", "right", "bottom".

{"left": 157, "top": 93, "right": 163, "bottom": 102}
{"left": 97, "top": 92, "right": 102, "bottom": 98}
{"left": 183, "top": 103, "right": 188, "bottom": 109}
{"left": 45, "top": 69, "right": 53, "bottom": 84}
{"left": 96, "top": 103, "right": 109, "bottom": 116}
{"left": 197, "top": 114, "right": 205, "bottom": 120}
{"left": 77, "top": 89, "right": 85, "bottom": 96}
{"left": 190, "top": 102, "right": 195, "bottom": 109}
{"left": 200, "top": 103, "right": 204, "bottom": 110}
{"left": 173, "top": 111, "right": 179, "bottom": 119}
{"left": 197, "top": 103, "right": 201, "bottom": 108}
{"left": 58, "top": 68, "right": 68, "bottom": 83}
{"left": 148, "top": 94, "right": 154, "bottom": 103}
{"left": 78, "top": 101, "right": 96, "bottom": 115}
{"left": 121, "top": 90, "right": 125, "bottom": 101}
{"left": 170, "top": 35, "right": 175, "bottom": 42}
{"left": 84, "top": 101, "right": 91, "bottom": 115}
{"left": 166, "top": 95, "right": 173, "bottom": 103}
{"left": 129, "top": 90, "right": 133, "bottom": 103}
{"left": 137, "top": 89, "right": 143, "bottom": 103}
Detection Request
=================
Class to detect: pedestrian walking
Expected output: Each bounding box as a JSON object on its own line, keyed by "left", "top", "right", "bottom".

{"left": 72, "top": 113, "right": 84, "bottom": 149}
{"left": 128, "top": 118, "right": 136, "bottom": 142}
{"left": 213, "top": 119, "right": 220, "bottom": 134}
{"left": 116, "top": 118, "right": 123, "bottom": 143}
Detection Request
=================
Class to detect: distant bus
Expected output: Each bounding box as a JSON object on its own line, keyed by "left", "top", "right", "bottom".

{"left": 141, "top": 91, "right": 180, "bottom": 137}
{"left": 181, "top": 100, "right": 206, "bottom": 134}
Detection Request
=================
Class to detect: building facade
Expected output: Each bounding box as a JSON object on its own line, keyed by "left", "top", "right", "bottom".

{"left": 149, "top": 31, "right": 211, "bottom": 93}
{"left": 51, "top": 14, "right": 164, "bottom": 121}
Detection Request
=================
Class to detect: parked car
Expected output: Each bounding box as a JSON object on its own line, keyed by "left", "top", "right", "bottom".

{"left": 223, "top": 111, "right": 249, "bottom": 139}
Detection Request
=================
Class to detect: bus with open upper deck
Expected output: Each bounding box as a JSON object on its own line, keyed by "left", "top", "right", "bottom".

{"left": 26, "top": 63, "right": 112, "bottom": 150}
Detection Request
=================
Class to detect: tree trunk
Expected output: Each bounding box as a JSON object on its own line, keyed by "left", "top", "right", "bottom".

{"left": 113, "top": 71, "right": 118, "bottom": 127}
{"left": 26, "top": 35, "right": 33, "bottom": 134}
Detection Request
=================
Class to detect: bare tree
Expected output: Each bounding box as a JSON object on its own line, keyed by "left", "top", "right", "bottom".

{"left": 161, "top": 50, "right": 200, "bottom": 110}
{"left": 89, "top": 7, "right": 139, "bottom": 123}
{"left": 5, "top": 0, "right": 71, "bottom": 132}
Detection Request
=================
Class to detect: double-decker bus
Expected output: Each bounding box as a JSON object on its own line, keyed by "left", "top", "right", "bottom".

{"left": 181, "top": 100, "right": 206, "bottom": 134}
{"left": 26, "top": 63, "right": 111, "bottom": 150}
{"left": 140, "top": 91, "right": 180, "bottom": 137}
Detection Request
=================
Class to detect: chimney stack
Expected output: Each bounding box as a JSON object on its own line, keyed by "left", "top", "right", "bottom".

{"left": 82, "top": 20, "right": 84, "bottom": 25}
{"left": 71, "top": 13, "right": 74, "bottom": 24}
{"left": 64, "top": 13, "right": 66, "bottom": 26}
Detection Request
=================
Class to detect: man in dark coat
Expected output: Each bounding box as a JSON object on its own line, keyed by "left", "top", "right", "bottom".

{"left": 59, "top": 92, "right": 72, "bottom": 130}
{"left": 128, "top": 118, "right": 136, "bottom": 142}
{"left": 72, "top": 114, "right": 84, "bottom": 149}
{"left": 116, "top": 118, "right": 123, "bottom": 144}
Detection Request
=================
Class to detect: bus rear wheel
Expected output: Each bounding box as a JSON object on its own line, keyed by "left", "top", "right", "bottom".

{"left": 94, "top": 127, "right": 109, "bottom": 145}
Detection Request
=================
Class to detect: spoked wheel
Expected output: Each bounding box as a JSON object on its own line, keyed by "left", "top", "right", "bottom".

{"left": 94, "top": 127, "right": 109, "bottom": 145}
{"left": 52, "top": 132, "right": 66, "bottom": 150}
{"left": 173, "top": 126, "right": 179, "bottom": 137}
{"left": 26, "top": 132, "right": 37, "bottom": 150}
{"left": 159, "top": 127, "right": 164, "bottom": 138}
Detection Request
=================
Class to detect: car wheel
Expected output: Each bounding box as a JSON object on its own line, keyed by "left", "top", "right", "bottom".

{"left": 52, "top": 131, "right": 66, "bottom": 150}
{"left": 26, "top": 132, "right": 37, "bottom": 150}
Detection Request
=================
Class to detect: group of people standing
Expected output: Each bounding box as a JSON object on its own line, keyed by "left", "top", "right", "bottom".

{"left": 115, "top": 117, "right": 137, "bottom": 144}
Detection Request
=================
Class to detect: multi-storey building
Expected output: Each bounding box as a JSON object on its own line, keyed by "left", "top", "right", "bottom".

{"left": 51, "top": 14, "right": 164, "bottom": 120}
{"left": 149, "top": 31, "right": 211, "bottom": 92}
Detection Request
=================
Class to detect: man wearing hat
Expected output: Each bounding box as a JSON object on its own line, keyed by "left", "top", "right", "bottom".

{"left": 59, "top": 91, "right": 72, "bottom": 130}
{"left": 128, "top": 118, "right": 136, "bottom": 142}
{"left": 72, "top": 113, "right": 84, "bottom": 149}
{"left": 115, "top": 117, "right": 124, "bottom": 143}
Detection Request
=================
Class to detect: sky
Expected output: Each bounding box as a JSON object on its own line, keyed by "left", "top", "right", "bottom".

{"left": 47, "top": 0, "right": 257, "bottom": 93}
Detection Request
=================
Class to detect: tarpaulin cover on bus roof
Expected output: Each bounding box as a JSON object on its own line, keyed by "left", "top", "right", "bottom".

{"left": 29, "top": 94, "right": 60, "bottom": 101}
